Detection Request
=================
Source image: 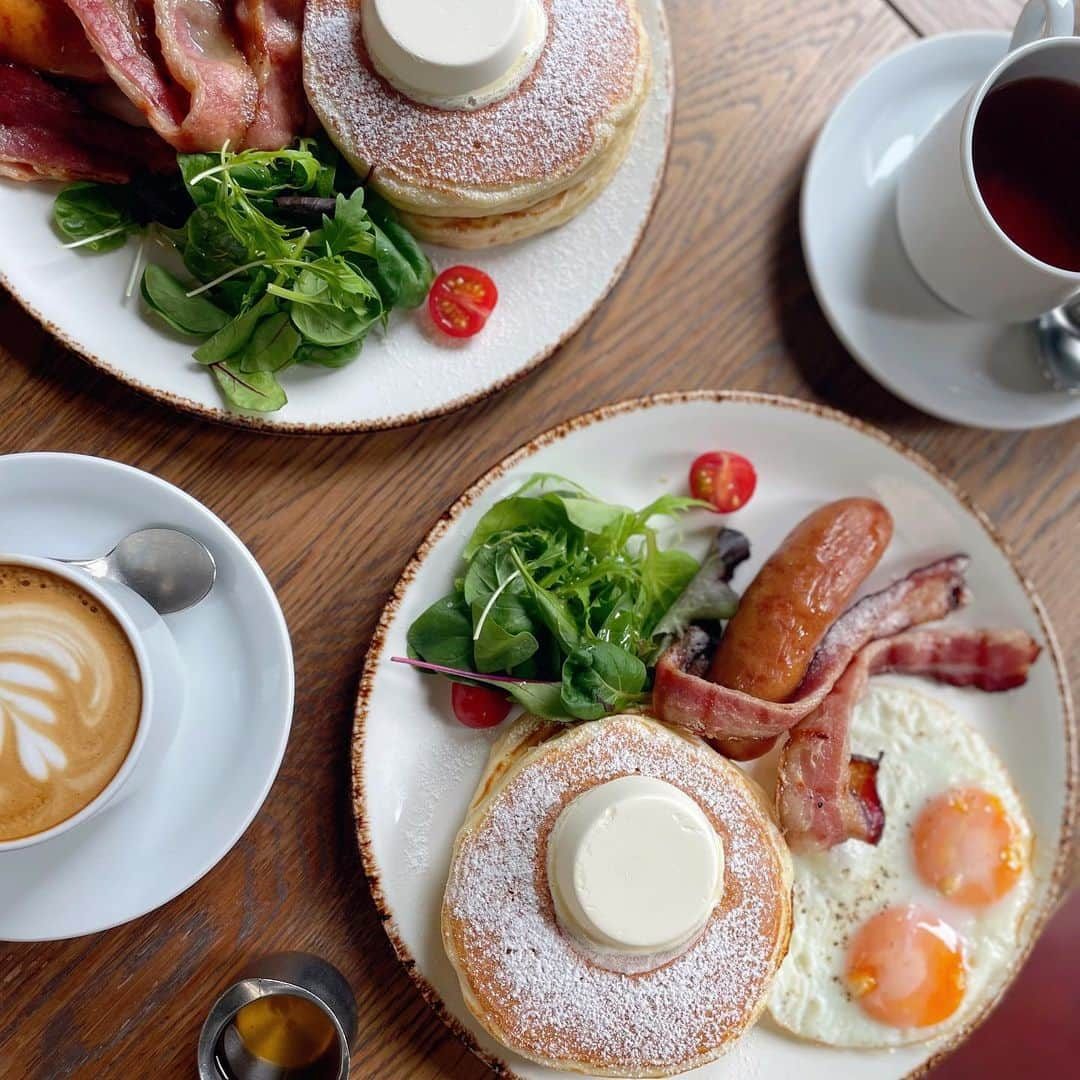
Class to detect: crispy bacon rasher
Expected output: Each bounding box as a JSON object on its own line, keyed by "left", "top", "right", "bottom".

{"left": 652, "top": 555, "right": 971, "bottom": 742}
{"left": 0, "top": 61, "right": 172, "bottom": 182}
{"left": 777, "top": 627, "right": 1041, "bottom": 852}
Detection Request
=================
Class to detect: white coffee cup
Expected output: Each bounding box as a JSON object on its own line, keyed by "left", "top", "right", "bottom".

{"left": 0, "top": 554, "right": 184, "bottom": 853}
{"left": 897, "top": 0, "right": 1080, "bottom": 322}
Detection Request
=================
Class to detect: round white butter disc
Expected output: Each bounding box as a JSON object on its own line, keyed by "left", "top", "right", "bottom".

{"left": 547, "top": 775, "right": 724, "bottom": 956}
{"left": 362, "top": 0, "right": 546, "bottom": 109}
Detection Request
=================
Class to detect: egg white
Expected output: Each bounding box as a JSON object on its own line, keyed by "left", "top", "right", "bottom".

{"left": 768, "top": 683, "right": 1035, "bottom": 1048}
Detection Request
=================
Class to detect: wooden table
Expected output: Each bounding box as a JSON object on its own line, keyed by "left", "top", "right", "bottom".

{"left": 1, "top": 1, "right": 1075, "bottom": 1077}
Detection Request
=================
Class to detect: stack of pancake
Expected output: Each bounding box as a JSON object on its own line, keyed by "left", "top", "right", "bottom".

{"left": 442, "top": 715, "right": 793, "bottom": 1076}
{"left": 303, "top": 0, "right": 652, "bottom": 248}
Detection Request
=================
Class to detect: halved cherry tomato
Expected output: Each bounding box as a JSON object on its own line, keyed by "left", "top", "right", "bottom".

{"left": 689, "top": 451, "right": 757, "bottom": 513}
{"left": 429, "top": 265, "right": 498, "bottom": 338}
{"left": 451, "top": 682, "right": 512, "bottom": 729}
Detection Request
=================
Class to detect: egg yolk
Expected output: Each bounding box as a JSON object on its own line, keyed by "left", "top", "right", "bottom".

{"left": 912, "top": 788, "right": 1025, "bottom": 907}
{"left": 844, "top": 905, "right": 966, "bottom": 1028}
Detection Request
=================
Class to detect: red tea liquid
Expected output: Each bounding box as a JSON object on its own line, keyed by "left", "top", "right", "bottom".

{"left": 972, "top": 77, "right": 1080, "bottom": 271}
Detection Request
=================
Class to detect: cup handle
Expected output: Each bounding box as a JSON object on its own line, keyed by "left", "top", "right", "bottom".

{"left": 1010, "top": 0, "right": 1075, "bottom": 50}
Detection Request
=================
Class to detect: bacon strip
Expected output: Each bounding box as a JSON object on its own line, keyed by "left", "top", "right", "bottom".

{"left": 64, "top": 0, "right": 189, "bottom": 145}
{"left": 235, "top": 0, "right": 307, "bottom": 149}
{"left": 0, "top": 62, "right": 173, "bottom": 181}
{"left": 154, "top": 0, "right": 258, "bottom": 151}
{"left": 652, "top": 556, "right": 970, "bottom": 742}
{"left": 777, "top": 627, "right": 1041, "bottom": 852}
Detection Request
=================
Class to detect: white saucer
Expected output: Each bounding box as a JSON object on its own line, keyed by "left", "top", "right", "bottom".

{"left": 802, "top": 32, "right": 1080, "bottom": 431}
{"left": 0, "top": 453, "right": 293, "bottom": 940}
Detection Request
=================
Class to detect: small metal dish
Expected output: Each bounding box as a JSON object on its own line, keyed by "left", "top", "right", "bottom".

{"left": 197, "top": 953, "right": 357, "bottom": 1080}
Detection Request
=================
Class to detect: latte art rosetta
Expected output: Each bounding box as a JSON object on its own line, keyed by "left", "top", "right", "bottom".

{"left": 0, "top": 565, "right": 142, "bottom": 842}
{"left": 0, "top": 604, "right": 113, "bottom": 780}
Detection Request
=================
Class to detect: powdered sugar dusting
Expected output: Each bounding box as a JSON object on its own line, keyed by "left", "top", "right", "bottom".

{"left": 444, "top": 717, "right": 789, "bottom": 1072}
{"left": 304, "top": 0, "right": 642, "bottom": 192}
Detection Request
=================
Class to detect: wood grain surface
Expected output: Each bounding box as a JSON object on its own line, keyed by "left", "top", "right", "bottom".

{"left": 1, "top": 1, "right": 1074, "bottom": 1078}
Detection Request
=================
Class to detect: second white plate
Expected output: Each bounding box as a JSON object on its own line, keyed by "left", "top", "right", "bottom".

{"left": 0, "top": 0, "right": 672, "bottom": 434}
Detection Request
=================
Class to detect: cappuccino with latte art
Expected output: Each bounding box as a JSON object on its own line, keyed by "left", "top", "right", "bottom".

{"left": 0, "top": 564, "right": 142, "bottom": 842}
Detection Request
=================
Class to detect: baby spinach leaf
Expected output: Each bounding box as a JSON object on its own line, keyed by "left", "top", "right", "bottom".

{"left": 465, "top": 547, "right": 539, "bottom": 673}
{"left": 141, "top": 264, "right": 229, "bottom": 336}
{"left": 406, "top": 594, "right": 475, "bottom": 670}
{"left": 210, "top": 360, "right": 287, "bottom": 412}
{"left": 640, "top": 545, "right": 699, "bottom": 625}
{"left": 364, "top": 190, "right": 435, "bottom": 309}
{"left": 178, "top": 154, "right": 220, "bottom": 206}
{"left": 509, "top": 549, "right": 580, "bottom": 653}
{"left": 295, "top": 341, "right": 361, "bottom": 368}
{"left": 560, "top": 642, "right": 648, "bottom": 721}
{"left": 240, "top": 312, "right": 301, "bottom": 373}
{"left": 290, "top": 300, "right": 373, "bottom": 346}
{"left": 193, "top": 294, "right": 278, "bottom": 364}
{"left": 463, "top": 498, "right": 566, "bottom": 560}
{"left": 183, "top": 207, "right": 251, "bottom": 282}
{"left": 53, "top": 182, "right": 138, "bottom": 252}
{"left": 473, "top": 619, "right": 539, "bottom": 674}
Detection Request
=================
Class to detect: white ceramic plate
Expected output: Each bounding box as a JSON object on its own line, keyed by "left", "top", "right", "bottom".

{"left": 353, "top": 392, "right": 1075, "bottom": 1079}
{"left": 0, "top": 453, "right": 294, "bottom": 940}
{"left": 802, "top": 32, "right": 1080, "bottom": 431}
{"left": 0, "top": 2, "right": 672, "bottom": 435}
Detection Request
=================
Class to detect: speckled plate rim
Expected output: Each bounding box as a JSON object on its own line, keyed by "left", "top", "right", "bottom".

{"left": 351, "top": 390, "right": 1076, "bottom": 1079}
{"left": 0, "top": 5, "right": 673, "bottom": 438}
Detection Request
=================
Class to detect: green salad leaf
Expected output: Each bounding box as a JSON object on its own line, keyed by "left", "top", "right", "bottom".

{"left": 404, "top": 476, "right": 731, "bottom": 722}
{"left": 53, "top": 182, "right": 139, "bottom": 252}
{"left": 51, "top": 139, "right": 436, "bottom": 413}
{"left": 141, "top": 265, "right": 230, "bottom": 336}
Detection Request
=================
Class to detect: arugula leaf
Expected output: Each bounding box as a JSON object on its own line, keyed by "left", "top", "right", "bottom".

{"left": 319, "top": 190, "right": 375, "bottom": 256}
{"left": 391, "top": 656, "right": 566, "bottom": 718}
{"left": 210, "top": 360, "right": 287, "bottom": 412}
{"left": 54, "top": 182, "right": 138, "bottom": 252}
{"left": 560, "top": 642, "right": 648, "bottom": 721}
{"left": 141, "top": 265, "right": 230, "bottom": 336}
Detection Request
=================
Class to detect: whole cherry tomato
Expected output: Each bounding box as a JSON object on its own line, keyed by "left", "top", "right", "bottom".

{"left": 451, "top": 682, "right": 512, "bottom": 728}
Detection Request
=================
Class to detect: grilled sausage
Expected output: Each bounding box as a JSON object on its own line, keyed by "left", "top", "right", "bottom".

{"left": 708, "top": 498, "right": 893, "bottom": 701}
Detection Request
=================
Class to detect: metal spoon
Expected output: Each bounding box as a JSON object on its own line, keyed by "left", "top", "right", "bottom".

{"left": 1036, "top": 296, "right": 1080, "bottom": 392}
{"left": 61, "top": 528, "right": 217, "bottom": 615}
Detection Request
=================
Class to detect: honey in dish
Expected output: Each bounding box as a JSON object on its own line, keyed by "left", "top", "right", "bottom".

{"left": 233, "top": 994, "right": 337, "bottom": 1069}
{"left": 0, "top": 564, "right": 142, "bottom": 842}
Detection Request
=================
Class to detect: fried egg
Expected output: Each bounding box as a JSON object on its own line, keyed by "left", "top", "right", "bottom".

{"left": 768, "top": 683, "right": 1035, "bottom": 1047}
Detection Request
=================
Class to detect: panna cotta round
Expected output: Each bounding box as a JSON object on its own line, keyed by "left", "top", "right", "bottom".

{"left": 547, "top": 774, "right": 724, "bottom": 955}
{"left": 361, "top": 0, "right": 548, "bottom": 111}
